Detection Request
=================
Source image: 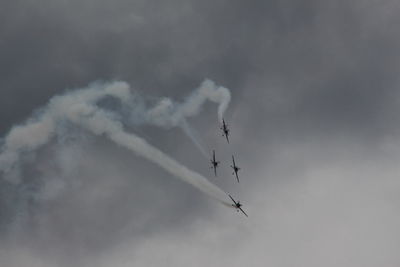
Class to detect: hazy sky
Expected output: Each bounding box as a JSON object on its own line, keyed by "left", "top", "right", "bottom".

{"left": 1, "top": 1, "right": 400, "bottom": 266}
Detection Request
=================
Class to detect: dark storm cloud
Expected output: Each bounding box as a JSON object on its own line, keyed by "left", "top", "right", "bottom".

{"left": 2, "top": 0, "right": 399, "bottom": 135}
{"left": 1, "top": 0, "right": 400, "bottom": 266}
{"left": 225, "top": 1, "right": 400, "bottom": 146}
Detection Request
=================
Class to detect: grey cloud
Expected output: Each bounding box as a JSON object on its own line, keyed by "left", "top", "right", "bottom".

{"left": 1, "top": 0, "right": 400, "bottom": 266}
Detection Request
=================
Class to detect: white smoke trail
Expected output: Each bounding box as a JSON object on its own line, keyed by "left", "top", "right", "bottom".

{"left": 71, "top": 107, "right": 231, "bottom": 205}
{"left": 142, "top": 79, "right": 230, "bottom": 156}
{"left": 144, "top": 79, "right": 231, "bottom": 126}
{"left": 180, "top": 119, "right": 208, "bottom": 158}
{"left": 0, "top": 80, "right": 233, "bottom": 206}
{"left": 0, "top": 81, "right": 130, "bottom": 181}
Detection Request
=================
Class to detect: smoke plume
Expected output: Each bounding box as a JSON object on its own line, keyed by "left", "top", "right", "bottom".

{"left": 0, "top": 80, "right": 232, "bottom": 205}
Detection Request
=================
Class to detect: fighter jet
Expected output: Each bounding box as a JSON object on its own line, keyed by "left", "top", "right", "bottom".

{"left": 210, "top": 150, "right": 220, "bottom": 176}
{"left": 229, "top": 194, "right": 248, "bottom": 217}
{"left": 220, "top": 119, "right": 230, "bottom": 143}
{"left": 230, "top": 155, "right": 241, "bottom": 183}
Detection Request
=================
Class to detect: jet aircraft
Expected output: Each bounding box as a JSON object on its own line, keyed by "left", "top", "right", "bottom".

{"left": 230, "top": 155, "right": 241, "bottom": 183}
{"left": 229, "top": 194, "right": 248, "bottom": 217}
{"left": 210, "top": 150, "right": 220, "bottom": 176}
{"left": 220, "top": 119, "right": 230, "bottom": 143}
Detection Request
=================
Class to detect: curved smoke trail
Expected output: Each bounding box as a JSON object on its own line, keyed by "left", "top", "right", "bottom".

{"left": 0, "top": 80, "right": 233, "bottom": 206}
{"left": 144, "top": 79, "right": 230, "bottom": 126}
{"left": 143, "top": 79, "right": 230, "bottom": 157}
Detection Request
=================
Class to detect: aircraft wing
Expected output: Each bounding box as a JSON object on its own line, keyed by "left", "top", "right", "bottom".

{"left": 228, "top": 194, "right": 237, "bottom": 205}
{"left": 239, "top": 207, "right": 248, "bottom": 217}
{"left": 232, "top": 155, "right": 235, "bottom": 165}
{"left": 226, "top": 134, "right": 230, "bottom": 144}
{"left": 235, "top": 172, "right": 240, "bottom": 183}
{"left": 214, "top": 166, "right": 217, "bottom": 177}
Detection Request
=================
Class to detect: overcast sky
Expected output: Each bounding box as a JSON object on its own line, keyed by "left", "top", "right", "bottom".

{"left": 1, "top": 0, "right": 400, "bottom": 266}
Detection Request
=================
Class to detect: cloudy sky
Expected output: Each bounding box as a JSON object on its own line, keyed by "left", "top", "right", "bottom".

{"left": 1, "top": 0, "right": 400, "bottom": 266}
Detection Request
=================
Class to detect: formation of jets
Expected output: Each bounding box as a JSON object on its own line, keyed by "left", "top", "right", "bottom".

{"left": 209, "top": 119, "right": 247, "bottom": 217}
